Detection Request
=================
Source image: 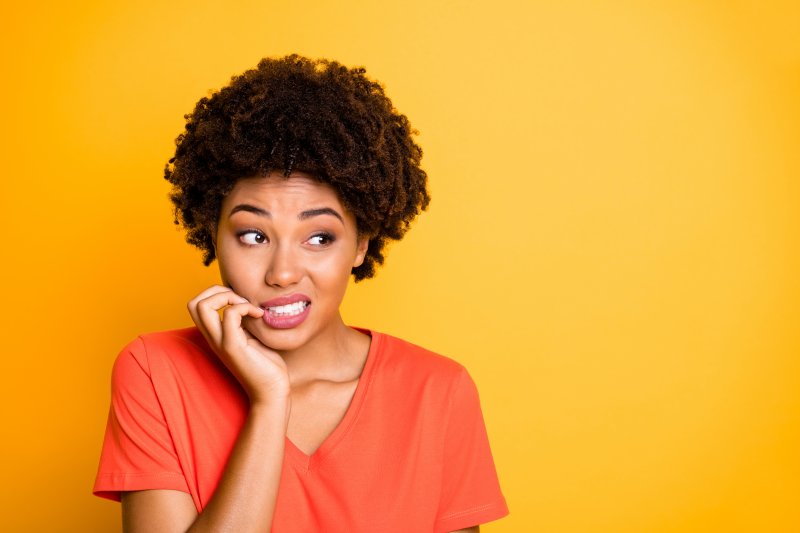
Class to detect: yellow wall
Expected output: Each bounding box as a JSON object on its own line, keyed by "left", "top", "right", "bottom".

{"left": 1, "top": 1, "right": 798, "bottom": 531}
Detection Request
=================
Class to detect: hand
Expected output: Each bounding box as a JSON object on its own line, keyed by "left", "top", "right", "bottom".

{"left": 188, "top": 285, "right": 290, "bottom": 403}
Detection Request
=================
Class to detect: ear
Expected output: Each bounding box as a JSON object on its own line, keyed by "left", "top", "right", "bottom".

{"left": 353, "top": 237, "right": 369, "bottom": 268}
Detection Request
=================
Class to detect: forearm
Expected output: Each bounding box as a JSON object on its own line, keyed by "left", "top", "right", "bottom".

{"left": 188, "top": 397, "right": 290, "bottom": 533}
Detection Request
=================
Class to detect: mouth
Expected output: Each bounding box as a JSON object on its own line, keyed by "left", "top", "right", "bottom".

{"left": 263, "top": 300, "right": 310, "bottom": 317}
{"left": 259, "top": 294, "right": 312, "bottom": 329}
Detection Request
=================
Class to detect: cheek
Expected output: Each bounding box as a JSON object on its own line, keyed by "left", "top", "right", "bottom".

{"left": 218, "top": 251, "right": 264, "bottom": 292}
{"left": 308, "top": 253, "right": 356, "bottom": 288}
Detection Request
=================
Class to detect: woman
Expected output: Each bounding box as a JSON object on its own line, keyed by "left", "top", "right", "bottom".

{"left": 94, "top": 54, "right": 509, "bottom": 532}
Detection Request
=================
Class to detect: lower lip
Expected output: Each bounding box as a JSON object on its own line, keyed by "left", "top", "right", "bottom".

{"left": 261, "top": 304, "right": 311, "bottom": 329}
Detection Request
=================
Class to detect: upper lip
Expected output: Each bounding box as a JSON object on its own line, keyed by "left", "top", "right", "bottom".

{"left": 259, "top": 293, "right": 311, "bottom": 308}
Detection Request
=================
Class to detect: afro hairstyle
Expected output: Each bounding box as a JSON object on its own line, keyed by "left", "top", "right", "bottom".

{"left": 163, "top": 54, "right": 430, "bottom": 281}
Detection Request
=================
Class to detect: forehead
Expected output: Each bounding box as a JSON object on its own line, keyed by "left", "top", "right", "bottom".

{"left": 222, "top": 173, "right": 343, "bottom": 212}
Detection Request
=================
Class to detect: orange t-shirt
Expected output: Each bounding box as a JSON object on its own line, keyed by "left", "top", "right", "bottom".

{"left": 93, "top": 327, "right": 509, "bottom": 532}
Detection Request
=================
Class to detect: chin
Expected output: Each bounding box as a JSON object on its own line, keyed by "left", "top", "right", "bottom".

{"left": 242, "top": 317, "right": 309, "bottom": 353}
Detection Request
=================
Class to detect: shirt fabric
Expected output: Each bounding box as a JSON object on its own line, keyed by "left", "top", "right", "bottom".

{"left": 93, "top": 326, "right": 509, "bottom": 532}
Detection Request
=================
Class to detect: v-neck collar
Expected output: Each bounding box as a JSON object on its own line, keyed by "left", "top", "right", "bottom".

{"left": 284, "top": 327, "right": 381, "bottom": 472}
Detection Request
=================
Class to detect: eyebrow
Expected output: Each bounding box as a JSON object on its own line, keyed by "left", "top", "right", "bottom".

{"left": 229, "top": 204, "right": 344, "bottom": 224}
{"left": 229, "top": 204, "right": 270, "bottom": 218}
{"left": 299, "top": 207, "right": 344, "bottom": 224}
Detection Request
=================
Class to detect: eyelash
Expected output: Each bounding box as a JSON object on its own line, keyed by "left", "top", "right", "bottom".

{"left": 308, "top": 232, "right": 336, "bottom": 246}
{"left": 235, "top": 230, "right": 336, "bottom": 247}
{"left": 236, "top": 229, "right": 267, "bottom": 247}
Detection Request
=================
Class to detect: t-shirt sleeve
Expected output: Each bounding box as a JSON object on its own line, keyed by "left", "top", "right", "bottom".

{"left": 93, "top": 337, "right": 189, "bottom": 501}
{"left": 434, "top": 366, "right": 509, "bottom": 532}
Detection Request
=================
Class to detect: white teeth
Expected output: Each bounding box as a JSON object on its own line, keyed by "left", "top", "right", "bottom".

{"left": 267, "top": 301, "right": 308, "bottom": 316}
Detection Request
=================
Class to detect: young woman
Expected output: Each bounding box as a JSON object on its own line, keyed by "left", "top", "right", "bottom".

{"left": 94, "top": 55, "right": 508, "bottom": 532}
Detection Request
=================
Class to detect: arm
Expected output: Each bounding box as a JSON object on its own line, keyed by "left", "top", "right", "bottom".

{"left": 122, "top": 398, "right": 289, "bottom": 533}
{"left": 122, "top": 286, "right": 291, "bottom": 533}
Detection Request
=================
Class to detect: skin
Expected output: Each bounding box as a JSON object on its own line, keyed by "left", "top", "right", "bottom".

{"left": 120, "top": 172, "right": 479, "bottom": 532}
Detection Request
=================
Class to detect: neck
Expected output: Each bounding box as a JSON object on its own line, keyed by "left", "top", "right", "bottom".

{"left": 279, "top": 314, "right": 369, "bottom": 384}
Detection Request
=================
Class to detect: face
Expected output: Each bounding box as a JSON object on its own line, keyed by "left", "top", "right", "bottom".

{"left": 213, "top": 172, "right": 369, "bottom": 352}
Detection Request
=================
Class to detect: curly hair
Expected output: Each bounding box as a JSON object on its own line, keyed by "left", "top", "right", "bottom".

{"left": 164, "top": 54, "right": 430, "bottom": 281}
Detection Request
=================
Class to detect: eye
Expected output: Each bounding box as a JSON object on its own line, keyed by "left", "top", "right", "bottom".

{"left": 237, "top": 230, "right": 267, "bottom": 246}
{"left": 307, "top": 232, "right": 335, "bottom": 246}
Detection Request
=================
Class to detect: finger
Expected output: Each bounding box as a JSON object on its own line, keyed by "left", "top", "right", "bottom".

{"left": 221, "top": 303, "right": 264, "bottom": 352}
{"left": 187, "top": 285, "right": 235, "bottom": 314}
{"left": 196, "top": 292, "right": 251, "bottom": 347}
{"left": 187, "top": 285, "right": 235, "bottom": 332}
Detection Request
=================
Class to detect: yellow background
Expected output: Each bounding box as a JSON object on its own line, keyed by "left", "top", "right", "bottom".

{"left": 1, "top": 1, "right": 798, "bottom": 531}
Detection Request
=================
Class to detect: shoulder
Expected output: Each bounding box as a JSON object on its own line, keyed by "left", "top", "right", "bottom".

{"left": 134, "top": 325, "right": 207, "bottom": 353}
{"left": 368, "top": 329, "right": 472, "bottom": 387}
{"left": 112, "top": 326, "right": 214, "bottom": 380}
{"left": 365, "top": 330, "right": 488, "bottom": 435}
{"left": 109, "top": 326, "right": 242, "bottom": 411}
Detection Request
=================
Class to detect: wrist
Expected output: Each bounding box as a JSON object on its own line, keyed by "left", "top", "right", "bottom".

{"left": 249, "top": 391, "right": 290, "bottom": 413}
{"left": 249, "top": 396, "right": 291, "bottom": 428}
{"left": 244, "top": 376, "right": 290, "bottom": 404}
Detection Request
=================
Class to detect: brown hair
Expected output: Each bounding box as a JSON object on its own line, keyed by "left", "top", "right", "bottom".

{"left": 164, "top": 54, "right": 430, "bottom": 281}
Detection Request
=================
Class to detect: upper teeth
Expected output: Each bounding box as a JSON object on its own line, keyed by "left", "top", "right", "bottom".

{"left": 267, "top": 301, "right": 308, "bottom": 316}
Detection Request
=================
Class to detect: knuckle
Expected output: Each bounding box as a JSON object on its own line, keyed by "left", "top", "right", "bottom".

{"left": 224, "top": 303, "right": 248, "bottom": 316}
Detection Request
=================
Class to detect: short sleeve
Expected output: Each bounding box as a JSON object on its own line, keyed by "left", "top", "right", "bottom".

{"left": 93, "top": 337, "right": 189, "bottom": 501}
{"left": 434, "top": 367, "right": 509, "bottom": 532}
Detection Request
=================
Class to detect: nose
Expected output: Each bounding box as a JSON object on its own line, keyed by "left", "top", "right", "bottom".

{"left": 265, "top": 242, "right": 302, "bottom": 288}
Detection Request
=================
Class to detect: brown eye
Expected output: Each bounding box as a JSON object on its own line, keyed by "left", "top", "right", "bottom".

{"left": 239, "top": 231, "right": 267, "bottom": 245}
{"left": 308, "top": 233, "right": 335, "bottom": 246}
